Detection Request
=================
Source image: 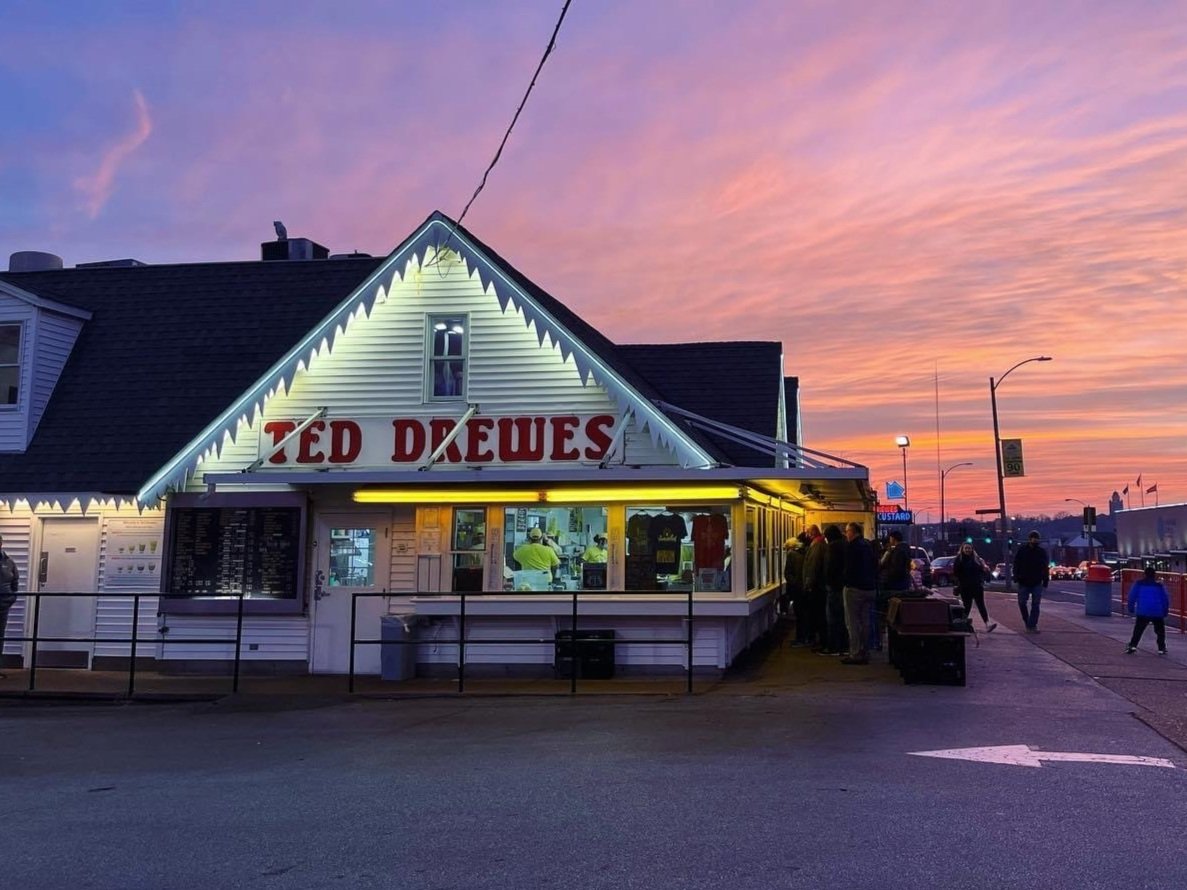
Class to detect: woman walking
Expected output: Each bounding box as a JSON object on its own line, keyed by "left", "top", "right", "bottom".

{"left": 953, "top": 543, "right": 996, "bottom": 633}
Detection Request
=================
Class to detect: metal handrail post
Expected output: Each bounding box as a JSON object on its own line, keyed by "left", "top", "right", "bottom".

{"left": 348, "top": 593, "right": 358, "bottom": 694}
{"left": 128, "top": 594, "right": 141, "bottom": 698}
{"left": 570, "top": 588, "right": 578, "bottom": 695}
{"left": 686, "top": 586, "right": 694, "bottom": 694}
{"left": 458, "top": 591, "right": 466, "bottom": 694}
{"left": 232, "top": 591, "right": 246, "bottom": 693}
{"left": 27, "top": 594, "right": 41, "bottom": 692}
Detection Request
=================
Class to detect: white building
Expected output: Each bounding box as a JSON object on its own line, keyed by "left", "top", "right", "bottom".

{"left": 0, "top": 213, "right": 873, "bottom": 679}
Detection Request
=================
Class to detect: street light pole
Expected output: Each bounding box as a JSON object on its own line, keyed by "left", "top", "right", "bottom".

{"left": 1065, "top": 497, "right": 1095, "bottom": 562}
{"left": 990, "top": 356, "right": 1053, "bottom": 590}
{"left": 895, "top": 435, "right": 911, "bottom": 544}
{"left": 940, "top": 461, "right": 974, "bottom": 545}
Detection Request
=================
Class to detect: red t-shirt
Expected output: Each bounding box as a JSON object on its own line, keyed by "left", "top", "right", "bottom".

{"left": 692, "top": 513, "right": 728, "bottom": 570}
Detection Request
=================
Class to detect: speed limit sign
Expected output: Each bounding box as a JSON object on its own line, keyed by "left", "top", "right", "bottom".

{"left": 1001, "top": 438, "right": 1025, "bottom": 477}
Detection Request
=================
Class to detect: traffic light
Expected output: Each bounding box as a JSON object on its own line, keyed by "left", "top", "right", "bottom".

{"left": 965, "top": 536, "right": 973, "bottom": 544}
{"left": 984, "top": 537, "right": 992, "bottom": 544}
{"left": 1083, "top": 506, "right": 1096, "bottom": 527}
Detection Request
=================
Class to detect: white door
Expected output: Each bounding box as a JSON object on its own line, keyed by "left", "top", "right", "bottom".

{"left": 311, "top": 513, "right": 391, "bottom": 674}
{"left": 36, "top": 518, "right": 100, "bottom": 668}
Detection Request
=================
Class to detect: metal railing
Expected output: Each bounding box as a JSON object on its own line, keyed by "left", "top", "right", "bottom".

{"left": 1119, "top": 570, "right": 1186, "bottom": 633}
{"left": 0, "top": 591, "right": 248, "bottom": 698}
{"left": 347, "top": 587, "right": 698, "bottom": 695}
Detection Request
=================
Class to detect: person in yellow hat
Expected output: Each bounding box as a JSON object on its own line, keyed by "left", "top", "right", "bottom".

{"left": 513, "top": 527, "right": 560, "bottom": 578}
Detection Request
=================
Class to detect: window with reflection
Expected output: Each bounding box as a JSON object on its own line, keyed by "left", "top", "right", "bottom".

{"left": 329, "top": 527, "right": 376, "bottom": 587}
{"left": 428, "top": 315, "right": 466, "bottom": 399}
{"left": 451, "top": 507, "right": 486, "bottom": 591}
{"left": 0, "top": 324, "right": 20, "bottom": 405}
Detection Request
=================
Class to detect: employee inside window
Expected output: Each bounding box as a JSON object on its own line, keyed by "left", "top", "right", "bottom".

{"left": 512, "top": 527, "right": 560, "bottom": 578}
{"left": 582, "top": 534, "right": 608, "bottom": 564}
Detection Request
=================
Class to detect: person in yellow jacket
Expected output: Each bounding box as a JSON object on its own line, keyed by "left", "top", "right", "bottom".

{"left": 513, "top": 527, "right": 560, "bottom": 578}
{"left": 582, "top": 534, "right": 608, "bottom": 564}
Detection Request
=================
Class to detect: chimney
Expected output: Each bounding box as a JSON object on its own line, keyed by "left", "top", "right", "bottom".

{"left": 261, "top": 220, "right": 328, "bottom": 261}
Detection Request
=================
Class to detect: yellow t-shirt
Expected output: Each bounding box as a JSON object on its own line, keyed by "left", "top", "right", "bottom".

{"left": 513, "top": 541, "right": 560, "bottom": 575}
{"left": 582, "top": 544, "right": 608, "bottom": 564}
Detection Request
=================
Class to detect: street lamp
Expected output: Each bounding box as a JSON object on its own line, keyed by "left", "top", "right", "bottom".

{"left": 940, "top": 461, "right": 974, "bottom": 545}
{"left": 991, "top": 356, "right": 1053, "bottom": 589}
{"left": 895, "top": 435, "right": 911, "bottom": 510}
{"left": 1065, "top": 497, "right": 1096, "bottom": 562}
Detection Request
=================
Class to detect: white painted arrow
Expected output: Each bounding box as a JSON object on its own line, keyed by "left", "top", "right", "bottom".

{"left": 909, "top": 745, "right": 1177, "bottom": 769}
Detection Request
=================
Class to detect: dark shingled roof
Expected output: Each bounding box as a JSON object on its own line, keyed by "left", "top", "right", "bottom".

{"left": 0, "top": 258, "right": 383, "bottom": 492}
{"left": 0, "top": 213, "right": 787, "bottom": 493}
{"left": 617, "top": 343, "right": 784, "bottom": 466}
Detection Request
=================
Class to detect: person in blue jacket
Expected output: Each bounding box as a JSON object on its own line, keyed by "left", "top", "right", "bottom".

{"left": 1126, "top": 567, "right": 1169, "bottom": 655}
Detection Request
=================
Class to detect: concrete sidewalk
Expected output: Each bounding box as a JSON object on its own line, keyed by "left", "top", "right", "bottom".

{"left": 984, "top": 589, "right": 1187, "bottom": 751}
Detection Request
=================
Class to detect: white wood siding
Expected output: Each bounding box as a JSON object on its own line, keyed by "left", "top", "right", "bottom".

{"left": 389, "top": 507, "right": 416, "bottom": 592}
{"left": 188, "top": 258, "right": 675, "bottom": 485}
{"left": 157, "top": 616, "right": 309, "bottom": 661}
{"left": 93, "top": 508, "right": 163, "bottom": 659}
{"left": 29, "top": 311, "right": 84, "bottom": 439}
{"left": 0, "top": 504, "right": 32, "bottom": 658}
{"left": 413, "top": 616, "right": 727, "bottom": 668}
{"left": 0, "top": 298, "right": 36, "bottom": 452}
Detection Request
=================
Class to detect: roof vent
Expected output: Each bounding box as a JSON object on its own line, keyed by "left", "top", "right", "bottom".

{"left": 8, "top": 251, "right": 64, "bottom": 272}
{"left": 329, "top": 251, "right": 373, "bottom": 260}
{"left": 76, "top": 258, "right": 146, "bottom": 269}
{"left": 261, "top": 221, "right": 329, "bottom": 261}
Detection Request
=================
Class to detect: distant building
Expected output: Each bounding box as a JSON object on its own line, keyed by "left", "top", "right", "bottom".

{"left": 1114, "top": 503, "right": 1187, "bottom": 572}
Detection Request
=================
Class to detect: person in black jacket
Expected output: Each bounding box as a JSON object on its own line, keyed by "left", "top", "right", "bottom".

{"left": 841, "top": 522, "right": 877, "bottom": 664}
{"left": 782, "top": 536, "right": 806, "bottom": 641}
{"left": 879, "top": 530, "right": 911, "bottom": 592}
{"left": 1012, "top": 530, "right": 1050, "bottom": 633}
{"left": 821, "top": 525, "right": 848, "bottom": 656}
{"left": 954, "top": 543, "right": 996, "bottom": 632}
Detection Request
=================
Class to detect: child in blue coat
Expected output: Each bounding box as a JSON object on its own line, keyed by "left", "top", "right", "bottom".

{"left": 1126, "top": 567, "right": 1170, "bottom": 655}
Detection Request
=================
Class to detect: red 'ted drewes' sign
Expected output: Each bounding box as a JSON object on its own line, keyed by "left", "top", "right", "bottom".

{"left": 259, "top": 414, "right": 617, "bottom": 467}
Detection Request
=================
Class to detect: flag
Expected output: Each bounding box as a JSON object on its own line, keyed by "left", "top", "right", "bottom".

{"left": 1136, "top": 474, "right": 1142, "bottom": 487}
{"left": 1122, "top": 485, "right": 1129, "bottom": 495}
{"left": 1147, "top": 484, "right": 1158, "bottom": 494}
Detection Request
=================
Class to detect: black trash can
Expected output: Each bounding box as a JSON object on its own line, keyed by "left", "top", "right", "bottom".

{"left": 555, "top": 629, "right": 615, "bottom": 679}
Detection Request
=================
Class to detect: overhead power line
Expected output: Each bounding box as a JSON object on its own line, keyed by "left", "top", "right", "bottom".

{"left": 436, "top": 0, "right": 574, "bottom": 259}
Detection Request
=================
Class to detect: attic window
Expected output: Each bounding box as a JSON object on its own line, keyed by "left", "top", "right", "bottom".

{"left": 427, "top": 315, "right": 466, "bottom": 400}
{"left": 0, "top": 325, "right": 21, "bottom": 406}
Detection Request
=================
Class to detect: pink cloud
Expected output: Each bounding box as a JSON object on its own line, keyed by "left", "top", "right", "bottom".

{"left": 73, "top": 89, "right": 153, "bottom": 219}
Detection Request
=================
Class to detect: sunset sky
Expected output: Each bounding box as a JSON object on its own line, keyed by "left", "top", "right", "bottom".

{"left": 2, "top": 0, "right": 1185, "bottom": 520}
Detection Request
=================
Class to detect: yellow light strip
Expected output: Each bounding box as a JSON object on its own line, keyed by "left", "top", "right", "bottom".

{"left": 544, "top": 486, "right": 740, "bottom": 503}
{"left": 353, "top": 489, "right": 542, "bottom": 504}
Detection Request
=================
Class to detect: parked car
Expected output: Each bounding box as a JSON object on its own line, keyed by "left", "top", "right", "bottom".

{"left": 930, "top": 556, "right": 956, "bottom": 586}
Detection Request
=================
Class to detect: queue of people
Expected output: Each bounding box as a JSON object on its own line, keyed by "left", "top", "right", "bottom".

{"left": 782, "top": 523, "right": 1002, "bottom": 665}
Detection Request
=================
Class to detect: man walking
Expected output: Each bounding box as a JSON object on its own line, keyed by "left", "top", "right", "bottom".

{"left": 841, "top": 522, "right": 877, "bottom": 665}
{"left": 1012, "top": 530, "right": 1049, "bottom": 633}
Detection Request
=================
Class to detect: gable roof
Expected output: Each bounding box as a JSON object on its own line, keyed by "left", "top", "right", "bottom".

{"left": 0, "top": 212, "right": 790, "bottom": 499}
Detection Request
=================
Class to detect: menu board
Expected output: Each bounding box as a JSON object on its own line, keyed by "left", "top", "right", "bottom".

{"left": 165, "top": 505, "right": 302, "bottom": 604}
